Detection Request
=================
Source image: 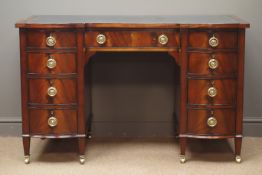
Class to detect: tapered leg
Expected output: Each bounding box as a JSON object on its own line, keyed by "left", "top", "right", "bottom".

{"left": 235, "top": 137, "right": 242, "bottom": 163}
{"left": 23, "top": 137, "right": 30, "bottom": 164}
{"left": 180, "top": 137, "right": 187, "bottom": 163}
{"left": 86, "top": 61, "right": 93, "bottom": 140}
{"left": 87, "top": 114, "right": 93, "bottom": 139}
{"left": 78, "top": 137, "right": 86, "bottom": 164}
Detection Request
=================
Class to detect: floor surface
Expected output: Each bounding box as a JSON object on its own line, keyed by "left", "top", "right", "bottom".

{"left": 0, "top": 137, "right": 261, "bottom": 175}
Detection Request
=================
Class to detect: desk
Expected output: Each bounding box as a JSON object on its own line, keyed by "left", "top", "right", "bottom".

{"left": 15, "top": 15, "right": 249, "bottom": 164}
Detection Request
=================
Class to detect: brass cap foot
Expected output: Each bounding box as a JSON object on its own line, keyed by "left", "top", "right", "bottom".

{"left": 235, "top": 155, "right": 242, "bottom": 163}
{"left": 79, "top": 155, "right": 85, "bottom": 164}
{"left": 180, "top": 155, "right": 186, "bottom": 163}
{"left": 24, "top": 155, "right": 30, "bottom": 164}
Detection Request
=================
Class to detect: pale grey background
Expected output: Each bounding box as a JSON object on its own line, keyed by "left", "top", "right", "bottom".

{"left": 0, "top": 0, "right": 261, "bottom": 136}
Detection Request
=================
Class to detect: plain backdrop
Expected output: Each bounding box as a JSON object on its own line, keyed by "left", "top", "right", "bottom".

{"left": 0, "top": 0, "right": 261, "bottom": 136}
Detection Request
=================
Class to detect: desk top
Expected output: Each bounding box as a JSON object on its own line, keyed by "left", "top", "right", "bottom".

{"left": 16, "top": 15, "right": 250, "bottom": 29}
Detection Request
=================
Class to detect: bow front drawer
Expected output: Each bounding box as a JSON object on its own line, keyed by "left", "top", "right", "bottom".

{"left": 188, "top": 30, "right": 237, "bottom": 49}
{"left": 188, "top": 52, "right": 237, "bottom": 75}
{"left": 29, "top": 109, "right": 77, "bottom": 135}
{"left": 28, "top": 79, "right": 77, "bottom": 104}
{"left": 26, "top": 30, "right": 77, "bottom": 48}
{"left": 28, "top": 53, "right": 76, "bottom": 74}
{"left": 188, "top": 79, "right": 236, "bottom": 105}
{"left": 187, "top": 109, "right": 235, "bottom": 136}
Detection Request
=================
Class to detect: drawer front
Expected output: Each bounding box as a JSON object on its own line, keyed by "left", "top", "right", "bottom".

{"left": 187, "top": 109, "right": 235, "bottom": 135}
{"left": 29, "top": 109, "right": 77, "bottom": 135}
{"left": 188, "top": 31, "right": 237, "bottom": 49}
{"left": 188, "top": 79, "right": 236, "bottom": 105}
{"left": 28, "top": 53, "right": 76, "bottom": 74}
{"left": 188, "top": 53, "right": 237, "bottom": 75}
{"left": 29, "top": 79, "right": 77, "bottom": 104}
{"left": 85, "top": 30, "right": 179, "bottom": 48}
{"left": 26, "top": 30, "right": 76, "bottom": 48}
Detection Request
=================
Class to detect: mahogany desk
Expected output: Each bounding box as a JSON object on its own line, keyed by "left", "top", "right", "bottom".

{"left": 15, "top": 15, "right": 250, "bottom": 164}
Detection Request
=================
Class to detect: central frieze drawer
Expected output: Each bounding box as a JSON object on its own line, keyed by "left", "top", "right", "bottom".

{"left": 85, "top": 30, "right": 179, "bottom": 48}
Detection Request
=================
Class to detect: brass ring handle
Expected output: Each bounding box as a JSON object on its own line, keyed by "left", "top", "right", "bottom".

{"left": 209, "top": 35, "right": 219, "bottom": 48}
{"left": 47, "top": 86, "right": 57, "bottom": 97}
{"left": 46, "top": 36, "right": 56, "bottom": 47}
{"left": 96, "top": 34, "right": 106, "bottom": 45}
{"left": 208, "top": 87, "right": 217, "bottom": 97}
{"left": 48, "top": 116, "right": 58, "bottom": 127}
{"left": 208, "top": 58, "right": 219, "bottom": 69}
{"left": 46, "top": 56, "right": 57, "bottom": 69}
{"left": 158, "top": 34, "right": 168, "bottom": 45}
{"left": 207, "top": 117, "right": 217, "bottom": 127}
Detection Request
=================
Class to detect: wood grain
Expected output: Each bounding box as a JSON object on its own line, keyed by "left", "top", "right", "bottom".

{"left": 26, "top": 30, "right": 77, "bottom": 48}
{"left": 28, "top": 79, "right": 77, "bottom": 104}
{"left": 188, "top": 30, "right": 237, "bottom": 49}
{"left": 187, "top": 109, "right": 235, "bottom": 135}
{"left": 85, "top": 30, "right": 179, "bottom": 48}
{"left": 188, "top": 79, "right": 236, "bottom": 105}
{"left": 29, "top": 109, "right": 77, "bottom": 135}
{"left": 27, "top": 53, "right": 76, "bottom": 74}
{"left": 188, "top": 52, "right": 237, "bottom": 75}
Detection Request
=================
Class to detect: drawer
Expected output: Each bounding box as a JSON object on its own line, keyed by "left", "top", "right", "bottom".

{"left": 29, "top": 79, "right": 77, "bottom": 104}
{"left": 28, "top": 53, "right": 76, "bottom": 74}
{"left": 188, "top": 53, "right": 237, "bottom": 75}
{"left": 26, "top": 30, "right": 76, "bottom": 48}
{"left": 188, "top": 79, "right": 236, "bottom": 105}
{"left": 29, "top": 109, "right": 77, "bottom": 135}
{"left": 187, "top": 109, "right": 235, "bottom": 135}
{"left": 188, "top": 30, "right": 237, "bottom": 49}
{"left": 85, "top": 30, "right": 179, "bottom": 48}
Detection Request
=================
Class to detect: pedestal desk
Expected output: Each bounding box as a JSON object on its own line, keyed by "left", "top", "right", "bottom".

{"left": 15, "top": 15, "right": 250, "bottom": 164}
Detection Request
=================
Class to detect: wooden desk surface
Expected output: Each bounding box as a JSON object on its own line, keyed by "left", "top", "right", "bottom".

{"left": 16, "top": 15, "right": 250, "bottom": 28}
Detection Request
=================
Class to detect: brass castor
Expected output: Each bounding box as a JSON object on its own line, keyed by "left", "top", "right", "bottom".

{"left": 235, "top": 155, "right": 242, "bottom": 163}
{"left": 79, "top": 155, "right": 85, "bottom": 164}
{"left": 180, "top": 155, "right": 186, "bottom": 163}
{"left": 24, "top": 155, "right": 30, "bottom": 164}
